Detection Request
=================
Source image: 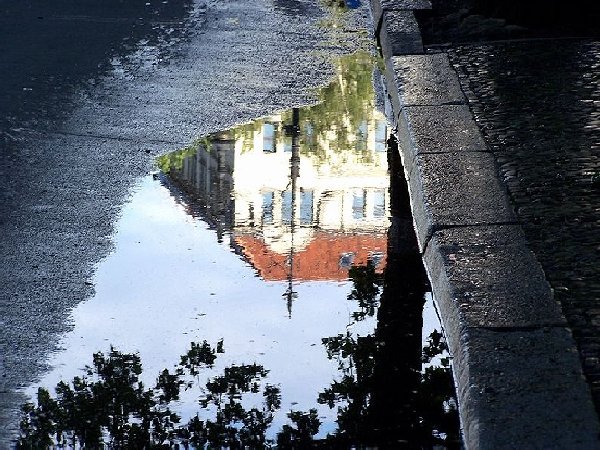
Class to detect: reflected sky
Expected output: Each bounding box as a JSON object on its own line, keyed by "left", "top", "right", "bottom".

{"left": 28, "top": 175, "right": 373, "bottom": 437}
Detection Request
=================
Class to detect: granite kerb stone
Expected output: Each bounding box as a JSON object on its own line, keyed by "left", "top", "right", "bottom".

{"left": 379, "top": 10, "right": 423, "bottom": 56}
{"left": 397, "top": 103, "right": 489, "bottom": 171}
{"left": 406, "top": 151, "right": 516, "bottom": 249}
{"left": 370, "top": 0, "right": 432, "bottom": 32}
{"left": 384, "top": 53, "right": 465, "bottom": 120}
{"left": 424, "top": 225, "right": 566, "bottom": 337}
{"left": 454, "top": 326, "right": 600, "bottom": 450}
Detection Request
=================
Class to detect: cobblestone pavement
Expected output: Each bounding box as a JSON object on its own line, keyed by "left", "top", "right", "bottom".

{"left": 445, "top": 39, "right": 600, "bottom": 411}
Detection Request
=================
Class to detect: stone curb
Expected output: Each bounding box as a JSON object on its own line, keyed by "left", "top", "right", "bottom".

{"left": 371, "top": 0, "right": 432, "bottom": 34}
{"left": 379, "top": 11, "right": 424, "bottom": 56}
{"left": 369, "top": 1, "right": 600, "bottom": 448}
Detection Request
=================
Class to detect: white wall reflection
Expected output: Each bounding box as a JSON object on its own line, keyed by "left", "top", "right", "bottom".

{"left": 165, "top": 106, "right": 390, "bottom": 284}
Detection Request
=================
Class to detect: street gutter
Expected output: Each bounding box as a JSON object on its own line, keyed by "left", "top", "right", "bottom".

{"left": 369, "top": 0, "right": 600, "bottom": 448}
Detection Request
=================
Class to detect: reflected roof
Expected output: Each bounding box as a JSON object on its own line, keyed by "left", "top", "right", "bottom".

{"left": 235, "top": 231, "right": 387, "bottom": 281}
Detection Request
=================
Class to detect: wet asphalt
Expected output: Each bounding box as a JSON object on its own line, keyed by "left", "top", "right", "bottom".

{"left": 0, "top": 0, "right": 372, "bottom": 444}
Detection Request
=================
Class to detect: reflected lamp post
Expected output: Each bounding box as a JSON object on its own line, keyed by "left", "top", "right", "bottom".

{"left": 283, "top": 108, "right": 301, "bottom": 318}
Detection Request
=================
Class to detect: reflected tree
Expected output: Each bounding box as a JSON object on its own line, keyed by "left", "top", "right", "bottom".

{"left": 420, "top": 332, "right": 460, "bottom": 443}
{"left": 199, "top": 363, "right": 279, "bottom": 448}
{"left": 17, "top": 340, "right": 285, "bottom": 449}
{"left": 347, "top": 261, "right": 383, "bottom": 321}
{"left": 322, "top": 0, "right": 346, "bottom": 9}
{"left": 316, "top": 269, "right": 460, "bottom": 448}
{"left": 318, "top": 331, "right": 378, "bottom": 443}
{"left": 19, "top": 347, "right": 185, "bottom": 449}
{"left": 316, "top": 136, "right": 460, "bottom": 448}
{"left": 299, "top": 51, "right": 376, "bottom": 160}
{"left": 276, "top": 409, "right": 321, "bottom": 448}
{"left": 209, "top": 51, "right": 380, "bottom": 161}
{"left": 156, "top": 139, "right": 207, "bottom": 174}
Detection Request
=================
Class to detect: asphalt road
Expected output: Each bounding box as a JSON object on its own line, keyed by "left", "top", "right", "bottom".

{"left": 0, "top": 0, "right": 371, "bottom": 444}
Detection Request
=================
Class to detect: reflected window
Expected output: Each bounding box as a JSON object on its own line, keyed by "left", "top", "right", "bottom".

{"left": 339, "top": 252, "right": 355, "bottom": 269}
{"left": 282, "top": 190, "right": 293, "bottom": 225}
{"left": 263, "top": 123, "right": 277, "bottom": 153}
{"left": 375, "top": 119, "right": 387, "bottom": 152}
{"left": 356, "top": 120, "right": 368, "bottom": 152}
{"left": 373, "top": 189, "right": 386, "bottom": 218}
{"left": 248, "top": 203, "right": 255, "bottom": 227}
{"left": 300, "top": 189, "right": 313, "bottom": 225}
{"left": 352, "top": 190, "right": 366, "bottom": 220}
{"left": 369, "top": 251, "right": 385, "bottom": 268}
{"left": 303, "top": 122, "right": 316, "bottom": 150}
{"left": 283, "top": 136, "right": 292, "bottom": 152}
{"left": 262, "top": 192, "right": 274, "bottom": 225}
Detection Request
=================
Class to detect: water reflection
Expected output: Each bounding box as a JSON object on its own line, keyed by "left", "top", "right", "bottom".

{"left": 18, "top": 142, "right": 459, "bottom": 447}
{"left": 159, "top": 52, "right": 389, "bottom": 316}
{"left": 18, "top": 53, "right": 459, "bottom": 448}
{"left": 315, "top": 138, "right": 460, "bottom": 448}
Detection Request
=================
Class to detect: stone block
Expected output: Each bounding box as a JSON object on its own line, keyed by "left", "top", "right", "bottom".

{"left": 397, "top": 104, "right": 488, "bottom": 169}
{"left": 379, "top": 10, "right": 423, "bottom": 57}
{"left": 424, "top": 225, "right": 566, "bottom": 332}
{"left": 406, "top": 151, "right": 516, "bottom": 248}
{"left": 405, "top": 104, "right": 487, "bottom": 152}
{"left": 385, "top": 54, "right": 465, "bottom": 115}
{"left": 371, "top": 0, "right": 432, "bottom": 29}
{"left": 453, "top": 327, "right": 600, "bottom": 449}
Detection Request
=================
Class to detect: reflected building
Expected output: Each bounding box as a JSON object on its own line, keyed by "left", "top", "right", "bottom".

{"left": 232, "top": 109, "right": 389, "bottom": 282}
{"left": 159, "top": 52, "right": 391, "bottom": 316}
{"left": 174, "top": 132, "right": 236, "bottom": 243}
{"left": 162, "top": 107, "right": 390, "bottom": 285}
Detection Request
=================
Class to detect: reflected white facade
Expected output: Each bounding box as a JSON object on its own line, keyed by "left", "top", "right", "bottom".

{"left": 170, "top": 108, "right": 390, "bottom": 281}
{"left": 232, "top": 112, "right": 390, "bottom": 252}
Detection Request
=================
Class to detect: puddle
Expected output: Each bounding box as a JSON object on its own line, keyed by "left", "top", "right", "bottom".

{"left": 19, "top": 52, "right": 459, "bottom": 448}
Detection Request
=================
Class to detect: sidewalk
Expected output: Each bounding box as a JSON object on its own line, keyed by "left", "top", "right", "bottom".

{"left": 370, "top": 0, "right": 600, "bottom": 447}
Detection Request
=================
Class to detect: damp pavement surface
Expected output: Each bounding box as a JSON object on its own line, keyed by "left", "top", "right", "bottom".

{"left": 446, "top": 38, "right": 600, "bottom": 412}
{"left": 0, "top": 0, "right": 374, "bottom": 443}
